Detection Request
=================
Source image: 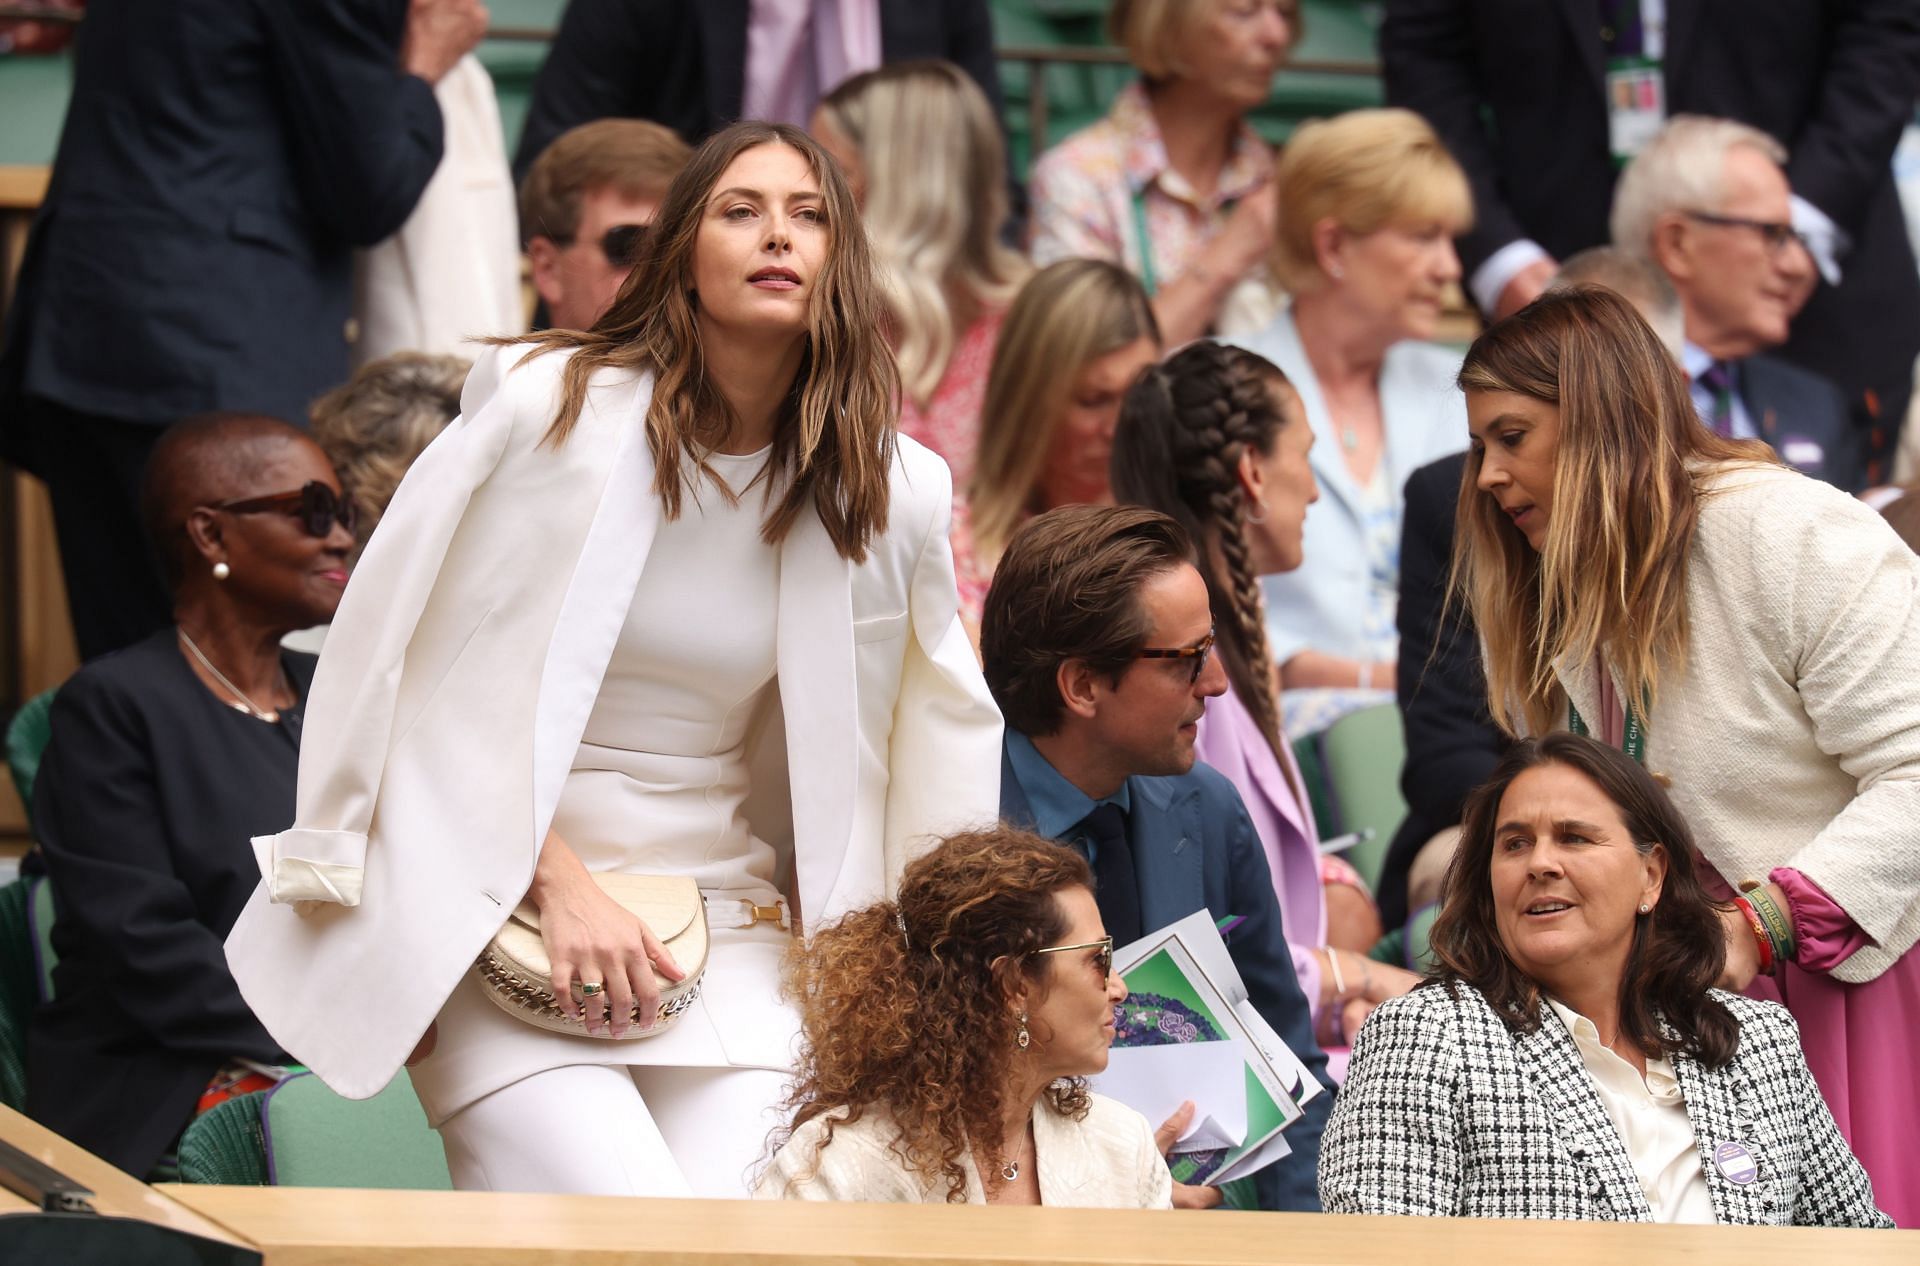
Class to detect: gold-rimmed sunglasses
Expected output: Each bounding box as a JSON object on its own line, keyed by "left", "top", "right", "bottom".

{"left": 1032, "top": 935, "right": 1115, "bottom": 977}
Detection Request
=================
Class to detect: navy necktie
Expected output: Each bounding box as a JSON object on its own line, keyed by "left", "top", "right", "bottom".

{"left": 1072, "top": 802, "right": 1142, "bottom": 945}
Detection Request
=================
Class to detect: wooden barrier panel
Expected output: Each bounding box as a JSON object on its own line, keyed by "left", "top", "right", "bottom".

{"left": 155, "top": 1184, "right": 1917, "bottom": 1266}
{"left": 0, "top": 1105, "right": 247, "bottom": 1247}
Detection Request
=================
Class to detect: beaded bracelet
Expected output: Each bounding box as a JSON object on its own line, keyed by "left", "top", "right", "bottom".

{"left": 1745, "top": 884, "right": 1798, "bottom": 966}
{"left": 1732, "top": 896, "right": 1775, "bottom": 975}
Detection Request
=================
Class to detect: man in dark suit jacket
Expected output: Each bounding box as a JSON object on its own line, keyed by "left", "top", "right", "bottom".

{"left": 0, "top": 0, "right": 474, "bottom": 659}
{"left": 980, "top": 504, "right": 1334, "bottom": 1214}
{"left": 512, "top": 0, "right": 1005, "bottom": 181}
{"left": 1383, "top": 451, "right": 1505, "bottom": 929}
{"left": 1381, "top": 0, "right": 1920, "bottom": 477}
{"left": 1612, "top": 114, "right": 1861, "bottom": 488}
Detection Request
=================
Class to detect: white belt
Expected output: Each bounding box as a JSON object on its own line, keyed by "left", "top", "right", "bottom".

{"left": 703, "top": 893, "right": 792, "bottom": 931}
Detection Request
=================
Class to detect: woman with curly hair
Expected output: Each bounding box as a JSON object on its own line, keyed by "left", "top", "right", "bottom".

{"left": 756, "top": 825, "right": 1170, "bottom": 1207}
{"left": 1111, "top": 341, "right": 1418, "bottom": 1060}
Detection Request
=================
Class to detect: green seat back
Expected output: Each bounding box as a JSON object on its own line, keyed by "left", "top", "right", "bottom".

{"left": 0, "top": 878, "right": 35, "bottom": 1111}
{"left": 177, "top": 1091, "right": 272, "bottom": 1186}
{"left": 261, "top": 1072, "right": 451, "bottom": 1189}
{"left": 5, "top": 689, "right": 57, "bottom": 830}
{"left": 1313, "top": 704, "right": 1409, "bottom": 890}
{"left": 28, "top": 876, "right": 55, "bottom": 1002}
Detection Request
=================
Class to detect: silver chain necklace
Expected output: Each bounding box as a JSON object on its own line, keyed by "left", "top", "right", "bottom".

{"left": 178, "top": 628, "right": 280, "bottom": 722}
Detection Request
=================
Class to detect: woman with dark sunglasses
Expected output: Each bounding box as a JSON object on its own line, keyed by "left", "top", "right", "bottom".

{"left": 758, "top": 825, "right": 1172, "bottom": 1207}
{"left": 25, "top": 413, "right": 354, "bottom": 1177}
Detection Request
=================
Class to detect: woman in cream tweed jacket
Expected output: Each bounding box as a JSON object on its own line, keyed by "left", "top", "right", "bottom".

{"left": 1453, "top": 287, "right": 1920, "bottom": 1224}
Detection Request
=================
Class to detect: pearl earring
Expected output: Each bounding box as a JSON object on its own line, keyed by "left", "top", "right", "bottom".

{"left": 1329, "top": 262, "right": 1345, "bottom": 280}
{"left": 212, "top": 562, "right": 231, "bottom": 581}
{"left": 1016, "top": 1011, "right": 1030, "bottom": 1050}
{"left": 1639, "top": 903, "right": 1651, "bottom": 914}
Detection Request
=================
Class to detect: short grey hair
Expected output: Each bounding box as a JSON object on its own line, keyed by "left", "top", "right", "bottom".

{"left": 1610, "top": 115, "right": 1788, "bottom": 258}
{"left": 1551, "top": 246, "right": 1686, "bottom": 358}
{"left": 309, "top": 352, "right": 468, "bottom": 555}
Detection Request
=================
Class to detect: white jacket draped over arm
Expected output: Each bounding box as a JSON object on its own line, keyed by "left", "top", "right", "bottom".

{"left": 225, "top": 344, "right": 1003, "bottom": 1097}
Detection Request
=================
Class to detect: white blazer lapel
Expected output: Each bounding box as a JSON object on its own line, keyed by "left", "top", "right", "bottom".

{"left": 776, "top": 500, "right": 857, "bottom": 926}
{"left": 530, "top": 372, "right": 660, "bottom": 852}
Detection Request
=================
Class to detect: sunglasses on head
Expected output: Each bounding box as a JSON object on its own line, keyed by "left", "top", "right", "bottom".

{"left": 210, "top": 481, "right": 357, "bottom": 539}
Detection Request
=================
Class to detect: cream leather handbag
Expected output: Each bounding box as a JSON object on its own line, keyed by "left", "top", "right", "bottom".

{"left": 474, "top": 874, "right": 709, "bottom": 1038}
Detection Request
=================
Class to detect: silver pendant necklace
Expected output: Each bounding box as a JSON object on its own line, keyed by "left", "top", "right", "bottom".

{"left": 178, "top": 628, "right": 281, "bottom": 722}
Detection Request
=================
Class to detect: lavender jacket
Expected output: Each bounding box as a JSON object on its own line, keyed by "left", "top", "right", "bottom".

{"left": 1194, "top": 682, "right": 1327, "bottom": 1018}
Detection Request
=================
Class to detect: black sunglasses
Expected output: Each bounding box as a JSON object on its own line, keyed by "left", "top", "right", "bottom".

{"left": 557, "top": 222, "right": 648, "bottom": 268}
{"left": 210, "top": 481, "right": 358, "bottom": 539}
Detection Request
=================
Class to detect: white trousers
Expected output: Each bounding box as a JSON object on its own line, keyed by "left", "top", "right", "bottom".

{"left": 434, "top": 1062, "right": 791, "bottom": 1197}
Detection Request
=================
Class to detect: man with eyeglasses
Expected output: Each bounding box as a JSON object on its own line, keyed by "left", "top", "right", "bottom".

{"left": 1612, "top": 115, "right": 1859, "bottom": 490}
{"left": 980, "top": 504, "right": 1334, "bottom": 1214}
{"left": 519, "top": 119, "right": 693, "bottom": 332}
{"left": 1381, "top": 0, "right": 1920, "bottom": 482}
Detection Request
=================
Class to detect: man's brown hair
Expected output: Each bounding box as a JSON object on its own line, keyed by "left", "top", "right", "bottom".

{"left": 980, "top": 505, "right": 1195, "bottom": 737}
{"left": 518, "top": 118, "right": 693, "bottom": 245}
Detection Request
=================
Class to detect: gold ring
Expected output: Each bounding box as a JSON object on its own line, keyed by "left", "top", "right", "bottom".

{"left": 579, "top": 982, "right": 604, "bottom": 997}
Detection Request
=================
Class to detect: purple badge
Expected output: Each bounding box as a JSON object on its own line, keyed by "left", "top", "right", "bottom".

{"left": 1714, "top": 1140, "right": 1759, "bottom": 1185}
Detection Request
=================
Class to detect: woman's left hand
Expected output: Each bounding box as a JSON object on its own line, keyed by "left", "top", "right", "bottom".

{"left": 1155, "top": 1100, "right": 1224, "bottom": 1209}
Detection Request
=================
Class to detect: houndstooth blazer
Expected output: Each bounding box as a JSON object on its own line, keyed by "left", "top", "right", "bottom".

{"left": 1319, "top": 982, "right": 1892, "bottom": 1227}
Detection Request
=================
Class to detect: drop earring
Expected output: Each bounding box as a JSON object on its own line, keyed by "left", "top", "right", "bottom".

{"left": 212, "top": 562, "right": 231, "bottom": 581}
{"left": 1016, "top": 1011, "right": 1030, "bottom": 1050}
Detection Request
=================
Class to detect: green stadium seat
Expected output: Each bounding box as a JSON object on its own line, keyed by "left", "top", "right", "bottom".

{"left": 1308, "top": 703, "right": 1409, "bottom": 892}
{"left": 178, "top": 1070, "right": 452, "bottom": 1189}
{"left": 5, "top": 688, "right": 56, "bottom": 832}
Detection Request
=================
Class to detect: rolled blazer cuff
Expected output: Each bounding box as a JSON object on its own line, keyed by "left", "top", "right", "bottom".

{"left": 252, "top": 828, "right": 367, "bottom": 907}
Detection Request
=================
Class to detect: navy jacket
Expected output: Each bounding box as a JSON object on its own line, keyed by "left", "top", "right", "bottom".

{"left": 512, "top": 0, "right": 1005, "bottom": 181}
{"left": 1381, "top": 0, "right": 1920, "bottom": 468}
{"left": 1000, "top": 740, "right": 1335, "bottom": 1212}
{"left": 0, "top": 0, "right": 443, "bottom": 458}
{"left": 1743, "top": 353, "right": 1862, "bottom": 493}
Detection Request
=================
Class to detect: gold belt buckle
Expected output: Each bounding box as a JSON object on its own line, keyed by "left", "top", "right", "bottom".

{"left": 744, "top": 900, "right": 786, "bottom": 927}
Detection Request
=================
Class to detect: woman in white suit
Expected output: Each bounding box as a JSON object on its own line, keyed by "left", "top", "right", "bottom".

{"left": 224, "top": 122, "right": 1004, "bottom": 1197}
{"left": 1227, "top": 108, "right": 1472, "bottom": 738}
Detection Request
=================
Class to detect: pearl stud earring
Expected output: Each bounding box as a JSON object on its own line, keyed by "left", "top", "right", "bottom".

{"left": 212, "top": 562, "right": 231, "bottom": 581}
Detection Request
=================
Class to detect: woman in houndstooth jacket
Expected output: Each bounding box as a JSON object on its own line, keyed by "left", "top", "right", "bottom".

{"left": 1320, "top": 734, "right": 1890, "bottom": 1227}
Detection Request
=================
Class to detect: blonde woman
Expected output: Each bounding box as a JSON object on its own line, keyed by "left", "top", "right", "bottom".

{"left": 1228, "top": 107, "right": 1473, "bottom": 739}
{"left": 1456, "top": 285, "right": 1920, "bottom": 1226}
{"left": 226, "top": 122, "right": 1003, "bottom": 1199}
{"left": 309, "top": 351, "right": 468, "bottom": 558}
{"left": 813, "top": 60, "right": 1027, "bottom": 491}
{"left": 1030, "top": 0, "right": 1292, "bottom": 345}
{"left": 951, "top": 259, "right": 1161, "bottom": 629}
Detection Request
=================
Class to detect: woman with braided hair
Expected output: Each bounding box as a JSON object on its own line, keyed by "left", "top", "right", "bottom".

{"left": 1112, "top": 340, "right": 1418, "bottom": 1062}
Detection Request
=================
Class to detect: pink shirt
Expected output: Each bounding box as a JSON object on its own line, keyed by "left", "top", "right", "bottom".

{"left": 897, "top": 308, "right": 1004, "bottom": 495}
{"left": 743, "top": 0, "right": 881, "bottom": 127}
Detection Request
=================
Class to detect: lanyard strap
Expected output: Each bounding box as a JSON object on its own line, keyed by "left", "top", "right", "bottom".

{"left": 1568, "top": 696, "right": 1647, "bottom": 766}
{"left": 1129, "top": 189, "right": 1159, "bottom": 297}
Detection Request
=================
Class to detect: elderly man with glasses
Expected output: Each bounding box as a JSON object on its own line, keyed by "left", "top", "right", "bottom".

{"left": 979, "top": 503, "right": 1334, "bottom": 1214}
{"left": 1611, "top": 115, "right": 1860, "bottom": 490}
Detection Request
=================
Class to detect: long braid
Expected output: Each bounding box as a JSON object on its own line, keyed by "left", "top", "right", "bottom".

{"left": 1114, "top": 342, "right": 1295, "bottom": 769}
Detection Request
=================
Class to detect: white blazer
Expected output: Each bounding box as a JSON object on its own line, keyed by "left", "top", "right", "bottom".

{"left": 225, "top": 344, "right": 1005, "bottom": 1098}
{"left": 755, "top": 1094, "right": 1173, "bottom": 1208}
{"left": 350, "top": 55, "right": 524, "bottom": 366}
{"left": 1555, "top": 463, "right": 1920, "bottom": 983}
{"left": 1226, "top": 306, "right": 1468, "bottom": 663}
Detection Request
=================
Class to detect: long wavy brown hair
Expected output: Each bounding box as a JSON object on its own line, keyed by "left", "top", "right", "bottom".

{"left": 505, "top": 120, "right": 898, "bottom": 563}
{"left": 1427, "top": 731, "right": 1739, "bottom": 1067}
{"left": 1453, "top": 286, "right": 1777, "bottom": 736}
{"left": 1111, "top": 340, "right": 1299, "bottom": 777}
{"left": 771, "top": 826, "right": 1096, "bottom": 1202}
